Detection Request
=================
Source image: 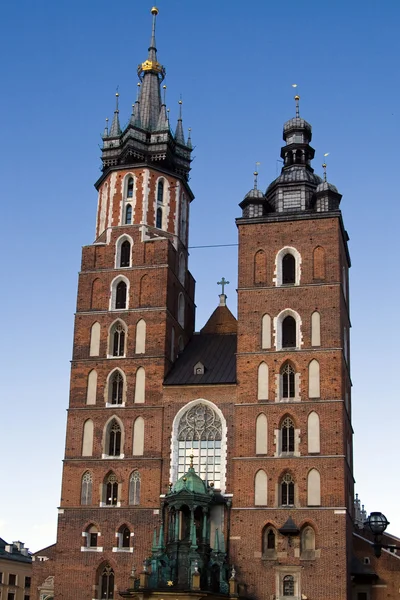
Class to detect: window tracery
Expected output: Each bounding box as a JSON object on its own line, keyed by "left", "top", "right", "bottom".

{"left": 177, "top": 403, "right": 222, "bottom": 488}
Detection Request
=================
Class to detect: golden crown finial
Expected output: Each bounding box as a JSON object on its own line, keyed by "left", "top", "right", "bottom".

{"left": 294, "top": 94, "right": 300, "bottom": 101}
{"left": 151, "top": 6, "right": 159, "bottom": 15}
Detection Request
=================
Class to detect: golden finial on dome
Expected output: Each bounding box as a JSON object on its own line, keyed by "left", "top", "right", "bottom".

{"left": 322, "top": 162, "right": 327, "bottom": 182}
{"left": 151, "top": 6, "right": 159, "bottom": 15}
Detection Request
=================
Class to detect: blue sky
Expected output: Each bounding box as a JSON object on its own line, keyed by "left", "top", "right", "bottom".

{"left": 0, "top": 0, "right": 399, "bottom": 551}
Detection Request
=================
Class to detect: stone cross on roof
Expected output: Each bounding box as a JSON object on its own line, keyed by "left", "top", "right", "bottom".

{"left": 217, "top": 277, "right": 229, "bottom": 306}
{"left": 217, "top": 277, "right": 229, "bottom": 295}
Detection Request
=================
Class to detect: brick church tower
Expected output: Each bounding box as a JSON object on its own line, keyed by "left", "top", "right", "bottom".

{"left": 49, "top": 8, "right": 355, "bottom": 600}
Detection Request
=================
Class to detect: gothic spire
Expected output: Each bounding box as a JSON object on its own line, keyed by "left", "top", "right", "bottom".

{"left": 175, "top": 99, "right": 185, "bottom": 144}
{"left": 109, "top": 92, "right": 121, "bottom": 137}
{"left": 137, "top": 7, "right": 166, "bottom": 131}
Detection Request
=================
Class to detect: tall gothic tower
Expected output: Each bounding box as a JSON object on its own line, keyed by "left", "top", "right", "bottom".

{"left": 234, "top": 96, "right": 352, "bottom": 599}
{"left": 50, "top": 10, "right": 355, "bottom": 600}
{"left": 54, "top": 9, "right": 196, "bottom": 599}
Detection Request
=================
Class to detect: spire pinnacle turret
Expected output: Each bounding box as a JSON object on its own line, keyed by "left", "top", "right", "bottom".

{"left": 109, "top": 92, "right": 121, "bottom": 137}
{"left": 322, "top": 162, "right": 327, "bottom": 182}
{"left": 294, "top": 94, "right": 300, "bottom": 118}
{"left": 175, "top": 99, "right": 185, "bottom": 144}
{"left": 103, "top": 117, "right": 109, "bottom": 138}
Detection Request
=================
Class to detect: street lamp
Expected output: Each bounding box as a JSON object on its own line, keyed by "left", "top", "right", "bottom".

{"left": 364, "top": 512, "right": 400, "bottom": 558}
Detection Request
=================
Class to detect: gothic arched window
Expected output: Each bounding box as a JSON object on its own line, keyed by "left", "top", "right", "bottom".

{"left": 105, "top": 473, "right": 118, "bottom": 506}
{"left": 262, "top": 526, "right": 277, "bottom": 558}
{"left": 129, "top": 470, "right": 141, "bottom": 505}
{"left": 115, "top": 281, "right": 127, "bottom": 309}
{"left": 177, "top": 403, "right": 222, "bottom": 489}
{"left": 281, "top": 417, "right": 295, "bottom": 453}
{"left": 125, "top": 204, "right": 132, "bottom": 225}
{"left": 120, "top": 240, "right": 131, "bottom": 267}
{"left": 81, "top": 471, "right": 93, "bottom": 505}
{"left": 100, "top": 565, "right": 114, "bottom": 599}
{"left": 282, "top": 316, "right": 296, "bottom": 348}
{"left": 111, "top": 322, "right": 126, "bottom": 357}
{"left": 282, "top": 253, "right": 295, "bottom": 284}
{"left": 127, "top": 177, "right": 134, "bottom": 198}
{"left": 281, "top": 363, "right": 295, "bottom": 400}
{"left": 122, "top": 526, "right": 130, "bottom": 548}
{"left": 108, "top": 422, "right": 121, "bottom": 456}
{"left": 157, "top": 180, "right": 164, "bottom": 204}
{"left": 280, "top": 473, "right": 295, "bottom": 506}
{"left": 109, "top": 371, "right": 124, "bottom": 405}
{"left": 283, "top": 575, "right": 295, "bottom": 596}
{"left": 156, "top": 207, "right": 163, "bottom": 228}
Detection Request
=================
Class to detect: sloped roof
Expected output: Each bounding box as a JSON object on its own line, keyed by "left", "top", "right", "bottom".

{"left": 200, "top": 304, "right": 237, "bottom": 335}
{"left": 164, "top": 333, "right": 237, "bottom": 385}
{"left": 0, "top": 539, "right": 31, "bottom": 563}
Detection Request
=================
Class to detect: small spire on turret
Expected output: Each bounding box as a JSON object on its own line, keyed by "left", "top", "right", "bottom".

{"left": 322, "top": 162, "right": 327, "bottom": 182}
{"left": 175, "top": 98, "right": 185, "bottom": 144}
{"left": 163, "top": 84, "right": 167, "bottom": 104}
{"left": 187, "top": 127, "right": 193, "bottom": 149}
{"left": 156, "top": 84, "right": 169, "bottom": 130}
{"left": 254, "top": 162, "right": 261, "bottom": 190}
{"left": 103, "top": 117, "right": 109, "bottom": 137}
{"left": 110, "top": 91, "right": 121, "bottom": 137}
{"left": 130, "top": 83, "right": 141, "bottom": 127}
{"left": 189, "top": 450, "right": 194, "bottom": 468}
{"left": 294, "top": 94, "right": 300, "bottom": 118}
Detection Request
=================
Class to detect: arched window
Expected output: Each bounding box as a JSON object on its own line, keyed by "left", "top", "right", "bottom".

{"left": 100, "top": 565, "right": 114, "bottom": 599}
{"left": 275, "top": 247, "right": 301, "bottom": 286}
{"left": 86, "top": 370, "right": 97, "bottom": 405}
{"left": 176, "top": 403, "right": 222, "bottom": 489}
{"left": 261, "top": 314, "right": 271, "bottom": 349}
{"left": 180, "top": 195, "right": 187, "bottom": 241}
{"left": 82, "top": 419, "right": 94, "bottom": 457}
{"left": 281, "top": 363, "right": 295, "bottom": 400}
{"left": 105, "top": 474, "right": 118, "bottom": 506}
{"left": 133, "top": 417, "right": 144, "bottom": 456}
{"left": 108, "top": 371, "right": 124, "bottom": 405}
{"left": 257, "top": 362, "right": 269, "bottom": 401}
{"left": 129, "top": 471, "right": 141, "bottom": 505}
{"left": 254, "top": 469, "right": 268, "bottom": 506}
{"left": 90, "top": 278, "right": 102, "bottom": 310}
{"left": 262, "top": 526, "right": 277, "bottom": 557}
{"left": 308, "top": 359, "right": 320, "bottom": 398}
{"left": 313, "top": 246, "right": 326, "bottom": 280}
{"left": 307, "top": 411, "right": 320, "bottom": 454}
{"left": 127, "top": 177, "right": 134, "bottom": 198}
{"left": 178, "top": 293, "right": 185, "bottom": 327}
{"left": 89, "top": 322, "right": 101, "bottom": 356}
{"left": 280, "top": 473, "right": 295, "bottom": 506}
{"left": 125, "top": 204, "right": 132, "bottom": 225}
{"left": 115, "top": 281, "right": 127, "bottom": 309}
{"left": 85, "top": 524, "right": 98, "bottom": 548}
{"left": 283, "top": 575, "right": 295, "bottom": 596}
{"left": 110, "top": 321, "right": 126, "bottom": 357}
{"left": 281, "top": 417, "right": 295, "bottom": 453}
{"left": 255, "top": 414, "right": 268, "bottom": 454}
{"left": 139, "top": 274, "right": 150, "bottom": 307}
{"left": 134, "top": 367, "right": 145, "bottom": 404}
{"left": 179, "top": 252, "right": 185, "bottom": 285}
{"left": 301, "top": 526, "right": 316, "bottom": 558}
{"left": 307, "top": 469, "right": 321, "bottom": 506}
{"left": 119, "top": 526, "right": 131, "bottom": 549}
{"left": 108, "top": 421, "right": 122, "bottom": 456}
{"left": 135, "top": 319, "right": 146, "bottom": 354}
{"left": 254, "top": 250, "right": 266, "bottom": 285}
{"left": 282, "top": 316, "right": 296, "bottom": 348}
{"left": 81, "top": 471, "right": 93, "bottom": 505}
{"left": 156, "top": 207, "right": 163, "bottom": 229}
{"left": 120, "top": 240, "right": 131, "bottom": 267}
{"left": 157, "top": 179, "right": 164, "bottom": 204}
{"left": 311, "top": 311, "right": 321, "bottom": 346}
{"left": 282, "top": 254, "right": 295, "bottom": 284}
